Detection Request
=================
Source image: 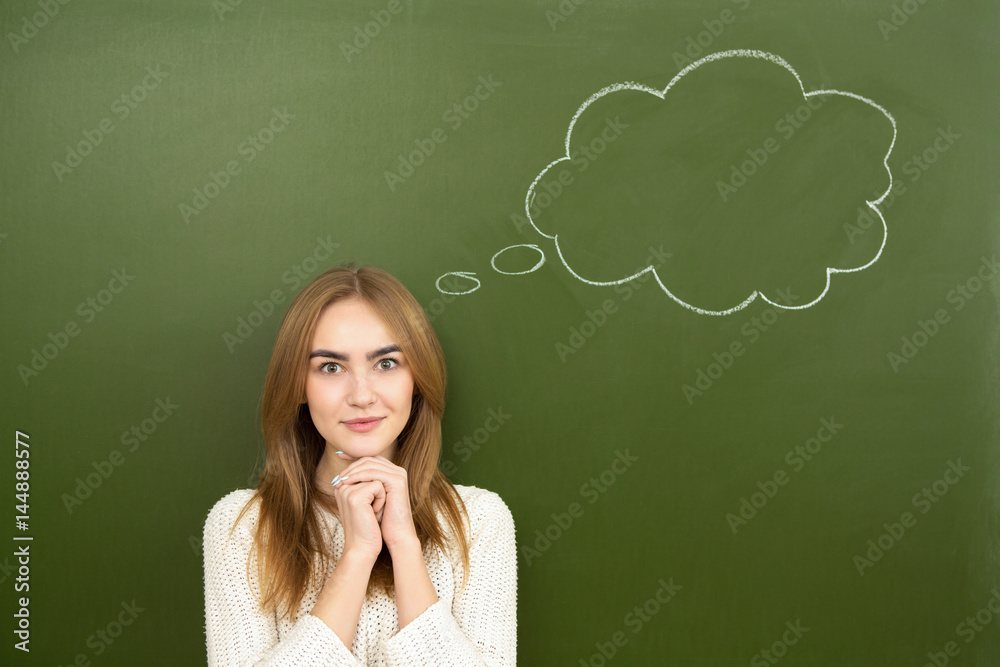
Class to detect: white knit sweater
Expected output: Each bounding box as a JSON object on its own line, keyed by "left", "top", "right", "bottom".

{"left": 202, "top": 484, "right": 517, "bottom": 666}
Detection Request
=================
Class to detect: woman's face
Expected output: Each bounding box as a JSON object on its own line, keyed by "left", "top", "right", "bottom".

{"left": 304, "top": 297, "right": 415, "bottom": 461}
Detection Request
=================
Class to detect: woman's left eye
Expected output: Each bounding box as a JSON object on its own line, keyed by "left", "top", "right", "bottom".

{"left": 377, "top": 358, "right": 398, "bottom": 370}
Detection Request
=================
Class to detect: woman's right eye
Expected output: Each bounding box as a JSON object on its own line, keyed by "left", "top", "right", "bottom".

{"left": 319, "top": 362, "right": 342, "bottom": 373}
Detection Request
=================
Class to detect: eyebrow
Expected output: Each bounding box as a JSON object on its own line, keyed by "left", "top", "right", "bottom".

{"left": 309, "top": 344, "right": 402, "bottom": 362}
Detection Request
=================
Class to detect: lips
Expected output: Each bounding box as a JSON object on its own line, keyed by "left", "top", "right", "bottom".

{"left": 342, "top": 417, "right": 384, "bottom": 433}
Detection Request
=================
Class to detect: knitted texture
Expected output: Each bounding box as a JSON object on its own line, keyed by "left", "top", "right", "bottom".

{"left": 203, "top": 484, "right": 517, "bottom": 666}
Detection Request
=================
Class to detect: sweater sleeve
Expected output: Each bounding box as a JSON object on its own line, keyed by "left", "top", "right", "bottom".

{"left": 203, "top": 491, "right": 363, "bottom": 667}
{"left": 381, "top": 489, "right": 517, "bottom": 667}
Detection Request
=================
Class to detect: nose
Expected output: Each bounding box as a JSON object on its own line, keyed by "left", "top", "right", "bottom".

{"left": 346, "top": 374, "right": 376, "bottom": 407}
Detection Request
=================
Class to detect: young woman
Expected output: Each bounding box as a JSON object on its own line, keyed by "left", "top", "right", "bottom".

{"left": 202, "top": 265, "right": 517, "bottom": 666}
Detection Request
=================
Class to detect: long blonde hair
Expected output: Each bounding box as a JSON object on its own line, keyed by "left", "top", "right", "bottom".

{"left": 234, "top": 265, "right": 469, "bottom": 619}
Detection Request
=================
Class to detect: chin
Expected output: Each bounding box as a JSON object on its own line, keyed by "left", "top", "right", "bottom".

{"left": 343, "top": 440, "right": 396, "bottom": 458}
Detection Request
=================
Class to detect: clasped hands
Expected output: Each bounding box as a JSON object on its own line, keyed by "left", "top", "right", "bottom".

{"left": 331, "top": 454, "right": 419, "bottom": 564}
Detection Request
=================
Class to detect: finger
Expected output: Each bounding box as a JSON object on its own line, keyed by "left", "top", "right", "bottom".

{"left": 335, "top": 479, "right": 384, "bottom": 505}
{"left": 338, "top": 456, "right": 403, "bottom": 475}
{"left": 331, "top": 457, "right": 398, "bottom": 484}
{"left": 335, "top": 450, "right": 356, "bottom": 461}
{"left": 371, "top": 480, "right": 386, "bottom": 505}
{"left": 339, "top": 479, "right": 386, "bottom": 503}
{"left": 334, "top": 461, "right": 406, "bottom": 488}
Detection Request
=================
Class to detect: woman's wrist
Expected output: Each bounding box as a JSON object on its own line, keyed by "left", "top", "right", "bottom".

{"left": 384, "top": 530, "right": 421, "bottom": 557}
{"left": 390, "top": 537, "right": 438, "bottom": 630}
{"left": 339, "top": 545, "right": 380, "bottom": 572}
{"left": 311, "top": 547, "right": 377, "bottom": 648}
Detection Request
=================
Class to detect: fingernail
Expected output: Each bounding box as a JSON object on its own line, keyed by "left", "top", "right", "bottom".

{"left": 330, "top": 475, "right": 340, "bottom": 485}
{"left": 331, "top": 475, "right": 349, "bottom": 487}
{"left": 335, "top": 450, "right": 343, "bottom": 454}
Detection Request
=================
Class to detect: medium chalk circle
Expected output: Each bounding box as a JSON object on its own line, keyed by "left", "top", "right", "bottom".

{"left": 436, "top": 271, "right": 481, "bottom": 295}
{"left": 491, "top": 244, "right": 547, "bottom": 275}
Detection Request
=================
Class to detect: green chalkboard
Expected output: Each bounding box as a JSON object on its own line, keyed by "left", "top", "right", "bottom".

{"left": 2, "top": 0, "right": 998, "bottom": 665}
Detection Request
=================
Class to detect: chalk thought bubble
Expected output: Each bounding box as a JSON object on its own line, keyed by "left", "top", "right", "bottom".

{"left": 438, "top": 49, "right": 897, "bottom": 316}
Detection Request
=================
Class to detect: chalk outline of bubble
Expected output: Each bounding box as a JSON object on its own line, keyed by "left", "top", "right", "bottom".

{"left": 491, "top": 244, "right": 547, "bottom": 275}
{"left": 523, "top": 48, "right": 898, "bottom": 316}
{"left": 437, "top": 272, "right": 481, "bottom": 295}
